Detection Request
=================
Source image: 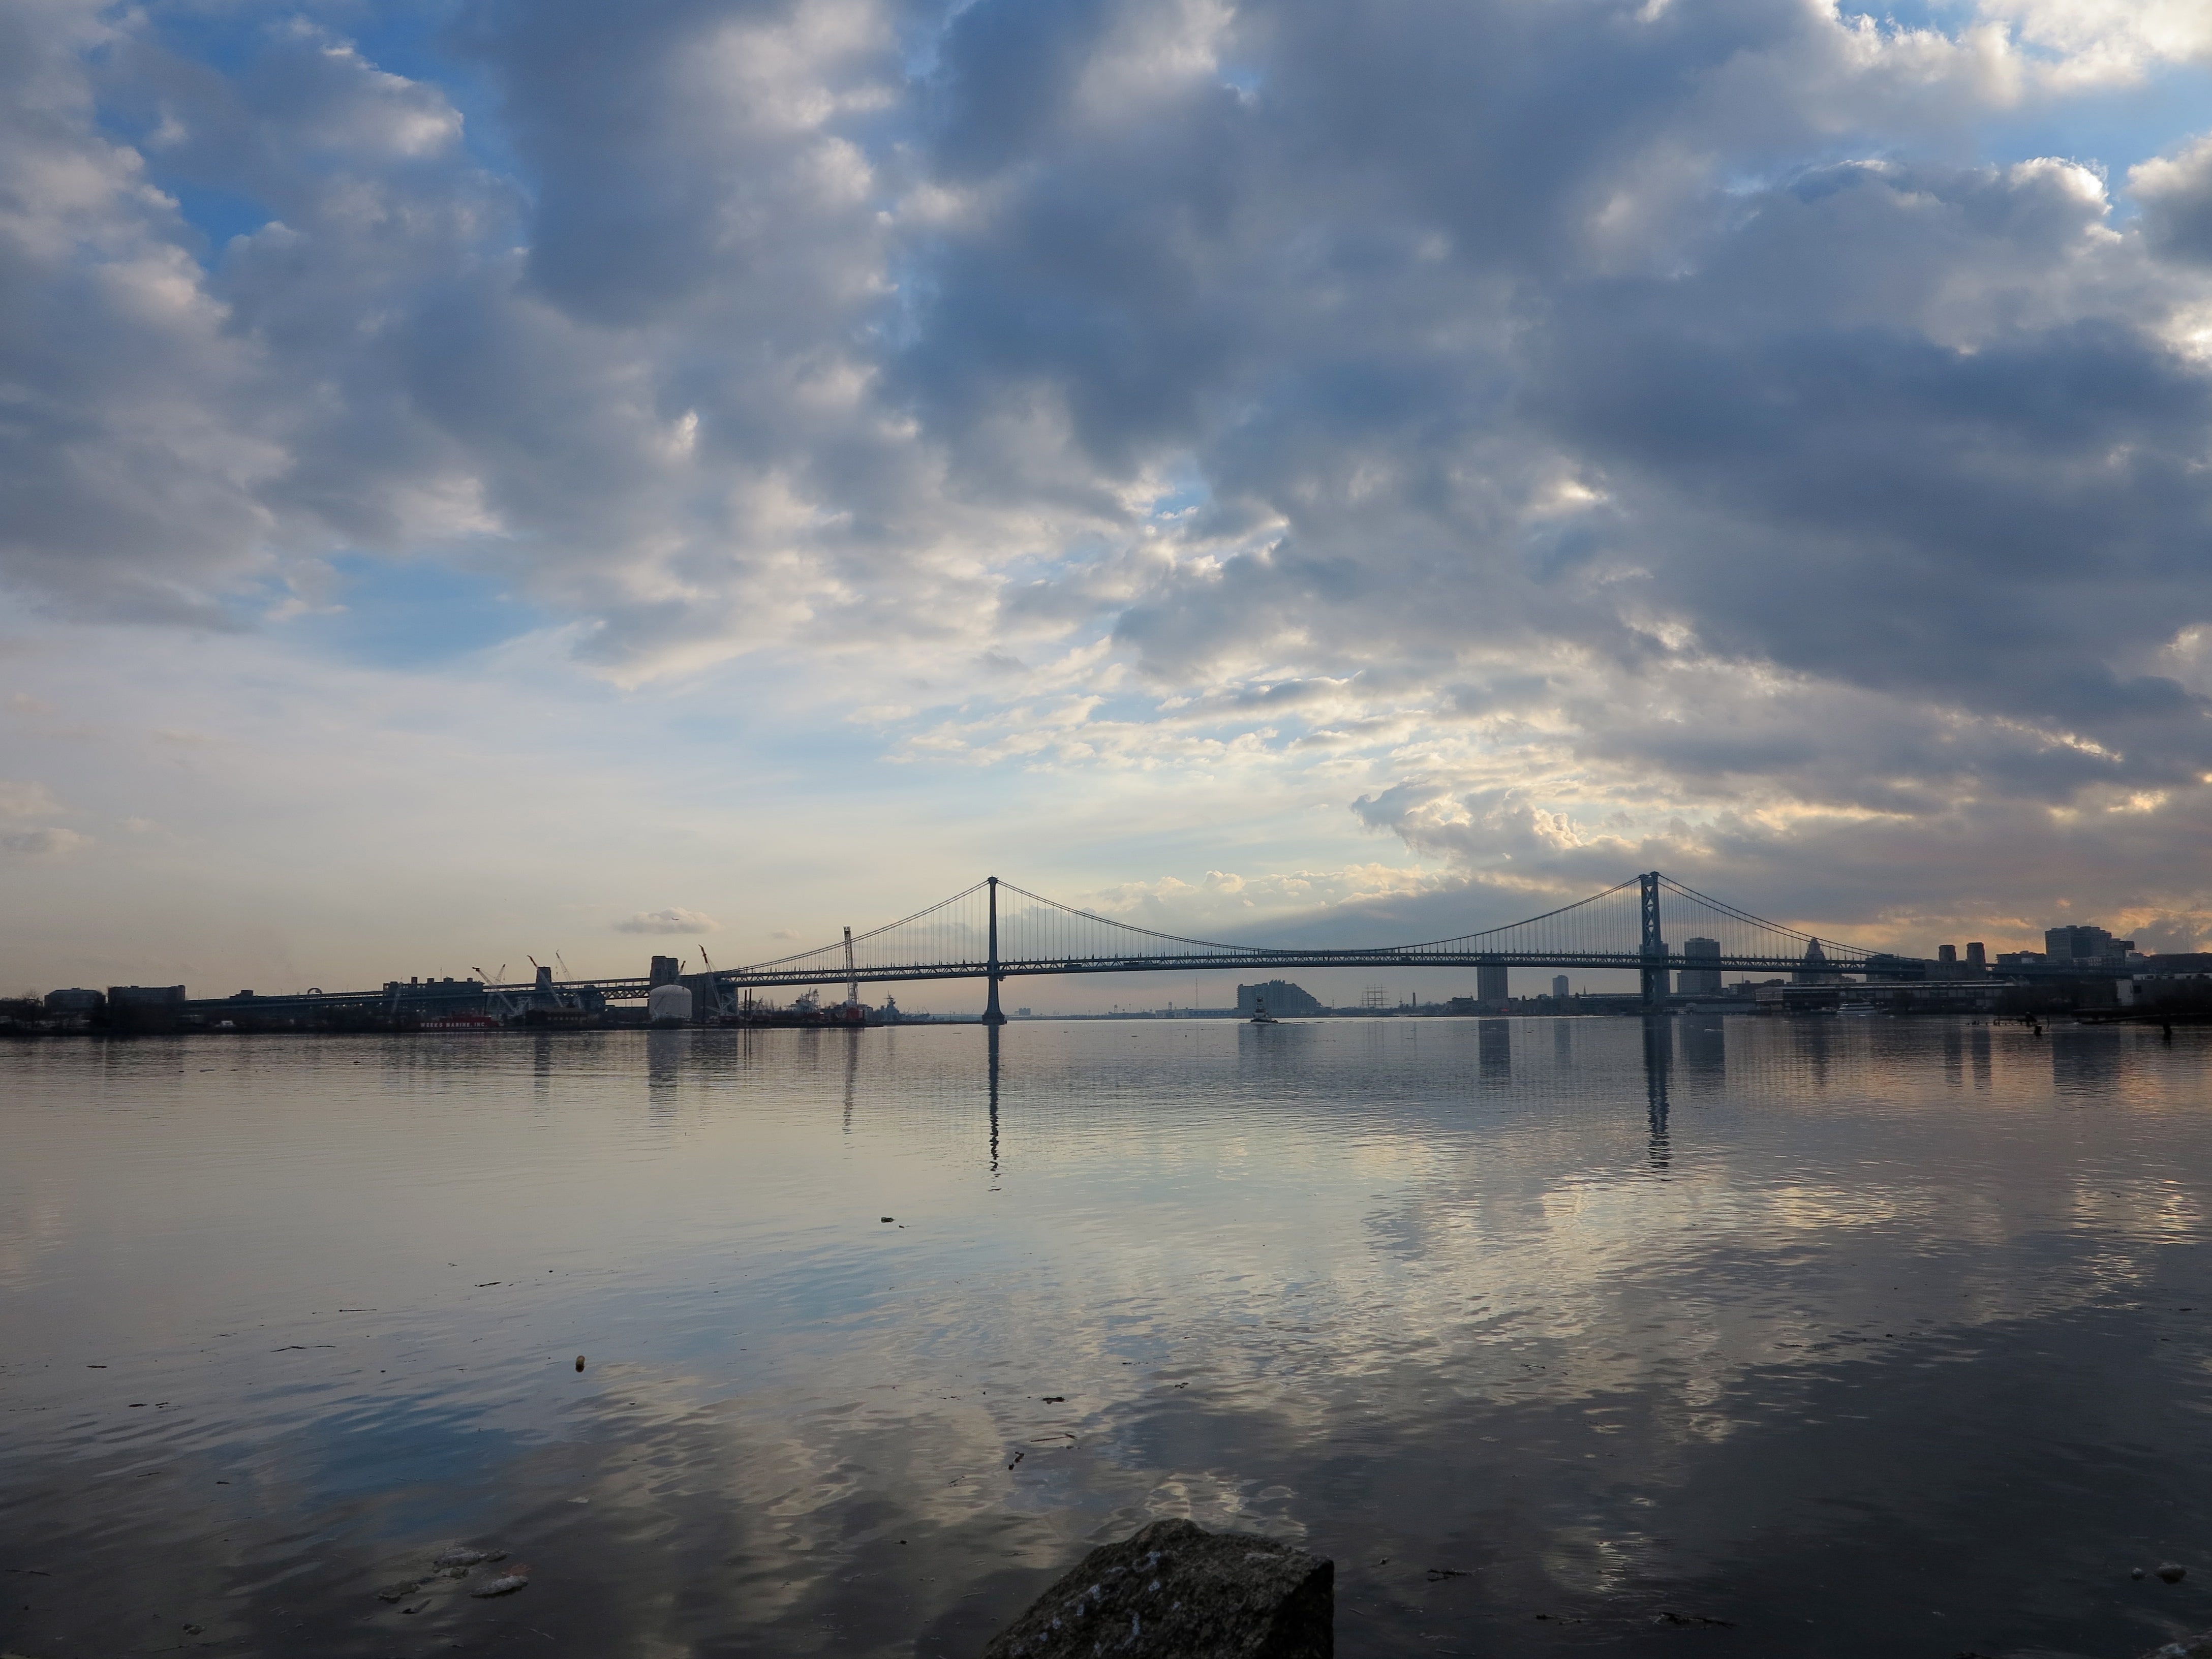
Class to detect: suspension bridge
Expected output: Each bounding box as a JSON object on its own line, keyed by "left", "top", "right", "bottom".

{"left": 479, "top": 870, "right": 1928, "bottom": 1021}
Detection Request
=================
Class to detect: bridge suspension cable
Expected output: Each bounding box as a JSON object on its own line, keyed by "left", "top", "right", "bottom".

{"left": 722, "top": 869, "right": 1899, "bottom": 989}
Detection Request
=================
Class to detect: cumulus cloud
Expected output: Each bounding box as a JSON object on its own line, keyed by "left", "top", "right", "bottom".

{"left": 615, "top": 908, "right": 719, "bottom": 935}
{"left": 6, "top": 0, "right": 2212, "bottom": 948}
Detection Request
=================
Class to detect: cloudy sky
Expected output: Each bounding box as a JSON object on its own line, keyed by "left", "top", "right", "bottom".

{"left": 5, "top": 0, "right": 2212, "bottom": 1004}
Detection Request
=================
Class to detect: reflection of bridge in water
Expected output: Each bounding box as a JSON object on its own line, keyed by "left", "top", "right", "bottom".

{"left": 515, "top": 870, "right": 1934, "bottom": 1022}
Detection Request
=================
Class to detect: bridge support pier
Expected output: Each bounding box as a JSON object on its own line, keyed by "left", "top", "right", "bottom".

{"left": 982, "top": 875, "right": 1007, "bottom": 1026}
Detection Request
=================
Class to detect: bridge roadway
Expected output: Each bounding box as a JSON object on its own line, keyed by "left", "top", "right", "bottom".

{"left": 181, "top": 950, "right": 1933, "bottom": 1018}
{"left": 511, "top": 947, "right": 1937, "bottom": 1002}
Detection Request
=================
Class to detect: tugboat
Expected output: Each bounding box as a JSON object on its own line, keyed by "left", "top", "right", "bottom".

{"left": 1249, "top": 993, "right": 1278, "bottom": 1025}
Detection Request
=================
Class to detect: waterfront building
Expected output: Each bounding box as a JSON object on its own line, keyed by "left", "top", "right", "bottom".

{"left": 1236, "top": 980, "right": 1321, "bottom": 1017}
{"left": 2045, "top": 925, "right": 2134, "bottom": 964}
{"left": 1679, "top": 937, "right": 1722, "bottom": 996}
{"left": 1476, "top": 962, "right": 1510, "bottom": 1007}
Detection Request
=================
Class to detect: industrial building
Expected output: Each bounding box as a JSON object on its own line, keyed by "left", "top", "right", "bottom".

{"left": 1237, "top": 980, "right": 1322, "bottom": 1017}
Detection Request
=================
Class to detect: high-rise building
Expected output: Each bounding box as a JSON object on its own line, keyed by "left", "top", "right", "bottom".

{"left": 1551, "top": 974, "right": 1571, "bottom": 1000}
{"left": 1964, "top": 942, "right": 1986, "bottom": 971}
{"left": 1476, "top": 963, "right": 1510, "bottom": 1006}
{"left": 1938, "top": 944, "right": 1957, "bottom": 963}
{"left": 2044, "top": 925, "right": 2134, "bottom": 964}
{"left": 1678, "top": 937, "right": 1723, "bottom": 995}
{"left": 1793, "top": 939, "right": 1837, "bottom": 985}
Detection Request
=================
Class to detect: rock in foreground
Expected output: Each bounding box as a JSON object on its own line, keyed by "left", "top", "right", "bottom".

{"left": 982, "top": 1517, "right": 1332, "bottom": 1659}
{"left": 2146, "top": 1637, "right": 2212, "bottom": 1658}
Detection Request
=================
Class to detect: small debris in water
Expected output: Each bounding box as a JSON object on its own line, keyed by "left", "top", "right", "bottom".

{"left": 881, "top": 1217, "right": 894, "bottom": 1223}
{"left": 182, "top": 1623, "right": 202, "bottom": 1634}
{"left": 2135, "top": 1568, "right": 2148, "bottom": 1581}
{"left": 2161, "top": 1563, "right": 2188, "bottom": 1583}
{"left": 1040, "top": 1396, "right": 1065, "bottom": 1403}
{"left": 1653, "top": 1611, "right": 1736, "bottom": 1627}
{"left": 472, "top": 1568, "right": 532, "bottom": 1598}
{"left": 1425, "top": 1569, "right": 1468, "bottom": 1582}
{"left": 575, "top": 1355, "right": 586, "bottom": 1372}
{"left": 376, "top": 1583, "right": 416, "bottom": 1603}
{"left": 433, "top": 1548, "right": 488, "bottom": 1569}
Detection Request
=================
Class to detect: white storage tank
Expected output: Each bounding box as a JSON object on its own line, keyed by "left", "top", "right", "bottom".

{"left": 647, "top": 983, "right": 694, "bottom": 1026}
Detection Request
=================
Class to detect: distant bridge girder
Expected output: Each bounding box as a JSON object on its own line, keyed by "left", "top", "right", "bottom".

{"left": 526, "top": 949, "right": 1930, "bottom": 1001}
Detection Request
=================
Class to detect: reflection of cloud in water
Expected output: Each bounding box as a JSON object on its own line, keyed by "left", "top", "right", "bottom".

{"left": 6, "top": 1020, "right": 2212, "bottom": 1656}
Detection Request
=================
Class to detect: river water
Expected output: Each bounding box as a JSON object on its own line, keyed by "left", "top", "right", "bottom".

{"left": 3, "top": 1016, "right": 2210, "bottom": 1658}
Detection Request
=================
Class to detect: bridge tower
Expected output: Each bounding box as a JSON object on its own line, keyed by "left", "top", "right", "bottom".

{"left": 982, "top": 876, "right": 1007, "bottom": 1026}
{"left": 1639, "top": 871, "right": 1668, "bottom": 1008}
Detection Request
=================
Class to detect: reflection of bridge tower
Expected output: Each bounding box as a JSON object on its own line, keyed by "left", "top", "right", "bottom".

{"left": 1642, "top": 1014, "right": 1671, "bottom": 1169}
{"left": 986, "top": 1024, "right": 1001, "bottom": 1174}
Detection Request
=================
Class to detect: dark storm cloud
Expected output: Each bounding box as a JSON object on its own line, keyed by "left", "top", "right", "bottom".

{"left": 2135, "top": 135, "right": 2212, "bottom": 267}
{"left": 6, "top": 0, "right": 2212, "bottom": 932}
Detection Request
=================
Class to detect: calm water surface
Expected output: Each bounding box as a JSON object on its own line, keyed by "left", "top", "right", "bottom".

{"left": 5, "top": 1016, "right": 2212, "bottom": 1658}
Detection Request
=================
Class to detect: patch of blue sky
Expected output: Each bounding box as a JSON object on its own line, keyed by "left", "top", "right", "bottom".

{"left": 161, "top": 180, "right": 275, "bottom": 253}
{"left": 1716, "top": 54, "right": 2212, "bottom": 212}
{"left": 284, "top": 555, "right": 545, "bottom": 668}
{"left": 1144, "top": 461, "right": 1211, "bottom": 521}
{"left": 898, "top": 0, "right": 983, "bottom": 83}
{"left": 104, "top": 1, "right": 527, "bottom": 255}
{"left": 1830, "top": 1, "right": 2212, "bottom": 180}
{"left": 1976, "top": 62, "right": 2212, "bottom": 189}
{"left": 321, "top": 1, "right": 527, "bottom": 184}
